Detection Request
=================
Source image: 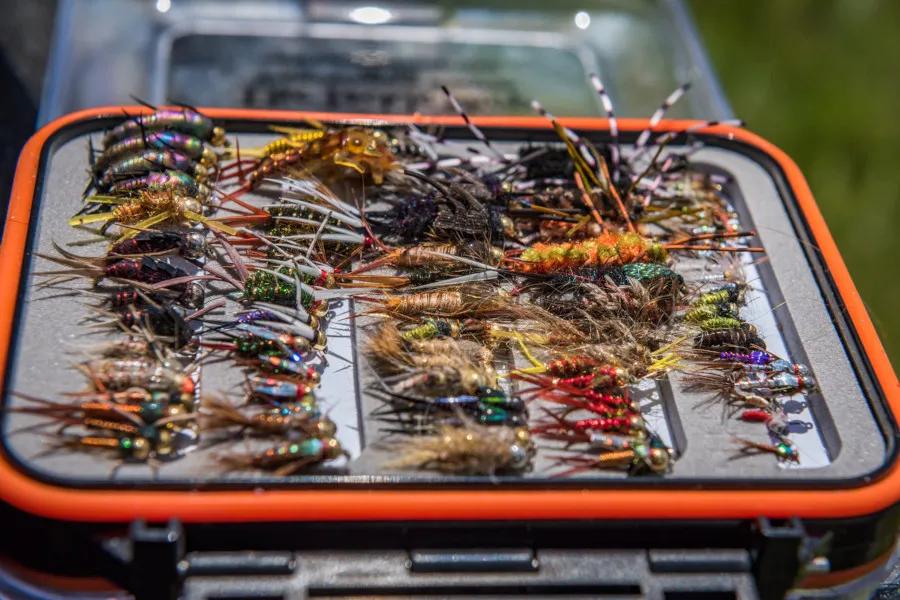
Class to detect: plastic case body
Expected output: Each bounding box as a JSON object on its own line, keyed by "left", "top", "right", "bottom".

{"left": 0, "top": 108, "right": 897, "bottom": 599}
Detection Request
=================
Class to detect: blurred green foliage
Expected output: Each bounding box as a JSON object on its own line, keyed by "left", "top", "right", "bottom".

{"left": 690, "top": 0, "right": 899, "bottom": 368}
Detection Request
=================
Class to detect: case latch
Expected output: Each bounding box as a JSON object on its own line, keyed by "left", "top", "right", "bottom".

{"left": 752, "top": 517, "right": 810, "bottom": 600}
{"left": 102, "top": 519, "right": 185, "bottom": 600}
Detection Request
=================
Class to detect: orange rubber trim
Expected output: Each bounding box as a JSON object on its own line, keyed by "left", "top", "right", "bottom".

{"left": 0, "top": 107, "right": 897, "bottom": 523}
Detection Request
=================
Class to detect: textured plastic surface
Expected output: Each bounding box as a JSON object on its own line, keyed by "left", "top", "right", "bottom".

{"left": 180, "top": 549, "right": 759, "bottom": 600}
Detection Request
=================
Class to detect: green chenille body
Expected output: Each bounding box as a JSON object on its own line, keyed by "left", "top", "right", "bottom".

{"left": 243, "top": 268, "right": 315, "bottom": 307}
{"left": 699, "top": 316, "right": 745, "bottom": 331}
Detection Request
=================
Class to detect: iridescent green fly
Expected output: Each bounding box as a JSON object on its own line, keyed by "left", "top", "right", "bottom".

{"left": 372, "top": 386, "right": 528, "bottom": 434}
{"left": 102, "top": 107, "right": 226, "bottom": 147}
{"left": 219, "top": 437, "right": 346, "bottom": 476}
{"left": 260, "top": 204, "right": 333, "bottom": 238}
{"left": 243, "top": 266, "right": 316, "bottom": 307}
{"left": 684, "top": 302, "right": 740, "bottom": 323}
{"left": 695, "top": 282, "right": 747, "bottom": 306}
{"left": 95, "top": 130, "right": 219, "bottom": 173}
{"left": 203, "top": 324, "right": 317, "bottom": 362}
{"left": 150, "top": 261, "right": 320, "bottom": 313}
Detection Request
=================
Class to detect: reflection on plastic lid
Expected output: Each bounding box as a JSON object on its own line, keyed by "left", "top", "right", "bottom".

{"left": 574, "top": 11, "right": 591, "bottom": 30}
{"left": 349, "top": 6, "right": 393, "bottom": 25}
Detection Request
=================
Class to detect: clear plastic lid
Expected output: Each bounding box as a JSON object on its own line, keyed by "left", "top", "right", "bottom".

{"left": 40, "top": 0, "right": 731, "bottom": 123}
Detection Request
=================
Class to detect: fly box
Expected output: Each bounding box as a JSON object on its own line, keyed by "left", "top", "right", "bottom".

{"left": 0, "top": 107, "right": 897, "bottom": 600}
